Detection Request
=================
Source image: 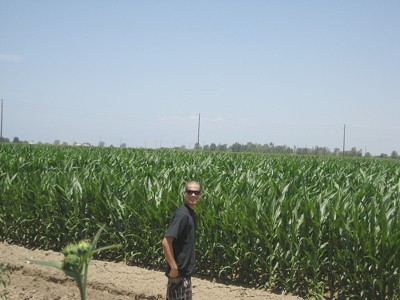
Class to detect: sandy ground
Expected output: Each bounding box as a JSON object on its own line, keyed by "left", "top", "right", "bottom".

{"left": 0, "top": 242, "right": 303, "bottom": 300}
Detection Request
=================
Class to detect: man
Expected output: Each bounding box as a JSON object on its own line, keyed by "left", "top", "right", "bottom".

{"left": 162, "top": 181, "right": 202, "bottom": 300}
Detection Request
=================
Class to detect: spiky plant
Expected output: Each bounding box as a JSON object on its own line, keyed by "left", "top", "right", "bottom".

{"left": 27, "top": 225, "right": 121, "bottom": 300}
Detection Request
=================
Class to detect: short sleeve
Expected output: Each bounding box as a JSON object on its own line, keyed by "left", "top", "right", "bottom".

{"left": 165, "top": 211, "right": 187, "bottom": 239}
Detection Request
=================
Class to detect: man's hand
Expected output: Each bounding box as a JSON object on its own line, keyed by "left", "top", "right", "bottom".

{"left": 169, "top": 267, "right": 179, "bottom": 278}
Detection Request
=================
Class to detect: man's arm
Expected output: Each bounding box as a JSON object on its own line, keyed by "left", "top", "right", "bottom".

{"left": 162, "top": 236, "right": 179, "bottom": 278}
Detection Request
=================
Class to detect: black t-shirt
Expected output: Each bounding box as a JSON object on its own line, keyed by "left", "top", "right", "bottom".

{"left": 165, "top": 203, "right": 197, "bottom": 278}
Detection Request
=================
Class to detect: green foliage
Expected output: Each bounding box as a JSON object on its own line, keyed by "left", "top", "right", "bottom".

{"left": 1, "top": 144, "right": 400, "bottom": 298}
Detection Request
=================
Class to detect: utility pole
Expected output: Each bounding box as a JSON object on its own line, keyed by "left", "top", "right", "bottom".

{"left": 342, "top": 124, "right": 346, "bottom": 156}
{"left": 0, "top": 99, "right": 3, "bottom": 142}
{"left": 197, "top": 113, "right": 200, "bottom": 150}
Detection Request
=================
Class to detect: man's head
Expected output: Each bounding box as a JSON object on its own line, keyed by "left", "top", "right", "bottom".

{"left": 184, "top": 181, "right": 202, "bottom": 209}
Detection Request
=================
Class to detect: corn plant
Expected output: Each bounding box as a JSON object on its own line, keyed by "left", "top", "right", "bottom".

{"left": 27, "top": 225, "right": 121, "bottom": 300}
{"left": 1, "top": 144, "right": 400, "bottom": 298}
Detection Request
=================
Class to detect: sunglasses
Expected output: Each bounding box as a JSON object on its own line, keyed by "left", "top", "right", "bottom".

{"left": 185, "top": 190, "right": 201, "bottom": 196}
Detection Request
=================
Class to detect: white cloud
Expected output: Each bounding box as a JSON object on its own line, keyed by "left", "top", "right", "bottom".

{"left": 0, "top": 54, "right": 22, "bottom": 62}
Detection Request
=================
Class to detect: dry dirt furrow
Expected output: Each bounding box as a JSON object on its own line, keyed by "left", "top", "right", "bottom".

{"left": 0, "top": 242, "right": 302, "bottom": 300}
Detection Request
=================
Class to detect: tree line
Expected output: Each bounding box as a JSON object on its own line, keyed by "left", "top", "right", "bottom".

{"left": 195, "top": 142, "right": 399, "bottom": 159}
{"left": 1, "top": 136, "right": 399, "bottom": 159}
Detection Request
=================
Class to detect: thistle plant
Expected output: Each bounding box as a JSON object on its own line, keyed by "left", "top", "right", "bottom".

{"left": 27, "top": 225, "right": 121, "bottom": 300}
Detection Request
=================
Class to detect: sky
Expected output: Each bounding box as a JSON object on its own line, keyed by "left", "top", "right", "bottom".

{"left": 1, "top": 1, "right": 399, "bottom": 155}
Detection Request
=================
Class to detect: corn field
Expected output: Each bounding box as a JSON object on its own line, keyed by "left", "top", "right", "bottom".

{"left": 0, "top": 143, "right": 399, "bottom": 298}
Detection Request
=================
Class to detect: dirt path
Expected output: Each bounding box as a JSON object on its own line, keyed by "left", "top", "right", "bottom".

{"left": 0, "top": 242, "right": 302, "bottom": 299}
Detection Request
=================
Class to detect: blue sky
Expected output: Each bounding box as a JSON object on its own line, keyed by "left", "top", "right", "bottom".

{"left": 1, "top": 1, "right": 399, "bottom": 155}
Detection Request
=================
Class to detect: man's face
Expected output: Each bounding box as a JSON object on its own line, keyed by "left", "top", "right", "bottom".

{"left": 184, "top": 183, "right": 202, "bottom": 208}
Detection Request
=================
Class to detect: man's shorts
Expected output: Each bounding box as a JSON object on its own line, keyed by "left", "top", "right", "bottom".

{"left": 166, "top": 277, "right": 192, "bottom": 300}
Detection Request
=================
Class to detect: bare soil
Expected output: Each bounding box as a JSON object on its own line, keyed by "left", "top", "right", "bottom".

{"left": 0, "top": 242, "right": 302, "bottom": 299}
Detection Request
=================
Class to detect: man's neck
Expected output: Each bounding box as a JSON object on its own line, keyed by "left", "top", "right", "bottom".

{"left": 185, "top": 202, "right": 196, "bottom": 210}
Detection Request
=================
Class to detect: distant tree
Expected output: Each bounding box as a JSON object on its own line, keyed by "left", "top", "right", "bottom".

{"left": 98, "top": 141, "right": 105, "bottom": 147}
{"left": 203, "top": 144, "right": 210, "bottom": 151}
{"left": 380, "top": 153, "right": 388, "bottom": 158}
{"left": 194, "top": 142, "right": 201, "bottom": 150}
{"left": 274, "top": 145, "right": 293, "bottom": 154}
{"left": 217, "top": 144, "right": 228, "bottom": 151}
{"left": 13, "top": 137, "right": 20, "bottom": 143}
{"left": 54, "top": 139, "right": 61, "bottom": 145}
{"left": 365, "top": 152, "right": 372, "bottom": 158}
{"left": 120, "top": 143, "right": 127, "bottom": 148}
{"left": 231, "top": 142, "right": 242, "bottom": 152}
{"left": 209, "top": 143, "right": 217, "bottom": 151}
{"left": 333, "top": 148, "right": 341, "bottom": 156}
{"left": 314, "top": 146, "right": 330, "bottom": 156}
{"left": 62, "top": 141, "right": 68, "bottom": 146}
{"left": 391, "top": 151, "right": 399, "bottom": 159}
{"left": 346, "top": 147, "right": 362, "bottom": 157}
{"left": 296, "top": 147, "right": 308, "bottom": 155}
{"left": 246, "top": 142, "right": 257, "bottom": 152}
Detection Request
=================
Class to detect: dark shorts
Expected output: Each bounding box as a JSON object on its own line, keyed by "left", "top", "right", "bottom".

{"left": 166, "top": 277, "right": 192, "bottom": 300}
